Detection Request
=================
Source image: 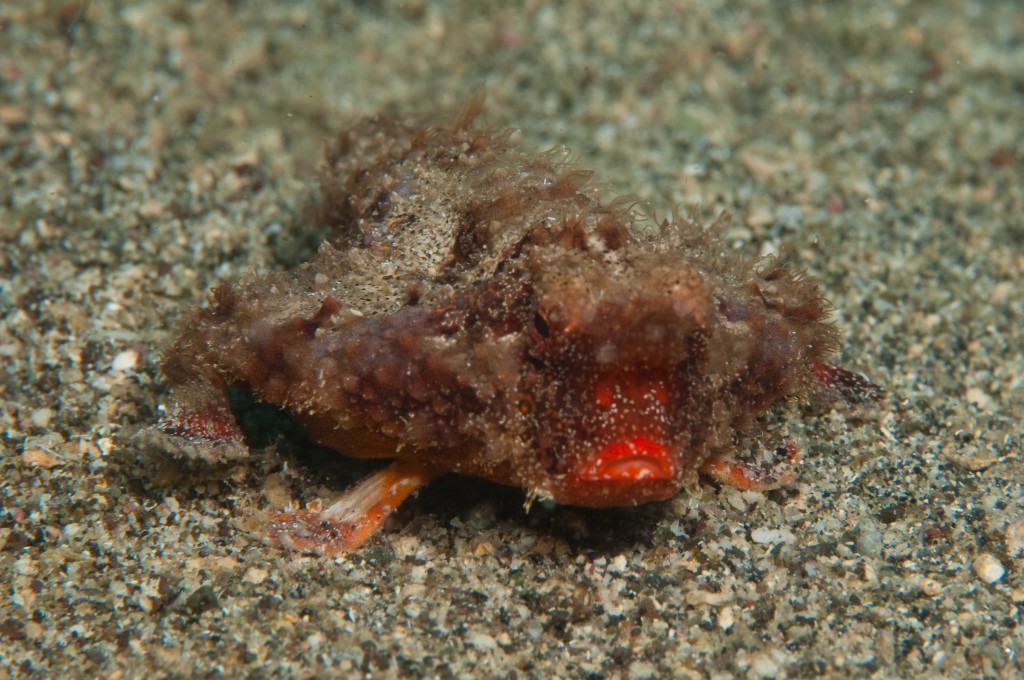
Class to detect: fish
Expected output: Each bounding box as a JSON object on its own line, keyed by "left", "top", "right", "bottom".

{"left": 158, "top": 99, "right": 884, "bottom": 553}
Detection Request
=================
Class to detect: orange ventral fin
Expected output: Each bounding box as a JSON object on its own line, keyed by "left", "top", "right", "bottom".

{"left": 701, "top": 441, "right": 801, "bottom": 491}
{"left": 267, "top": 460, "right": 442, "bottom": 554}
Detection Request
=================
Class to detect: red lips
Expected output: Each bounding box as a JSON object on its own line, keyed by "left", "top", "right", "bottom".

{"left": 575, "top": 435, "right": 676, "bottom": 482}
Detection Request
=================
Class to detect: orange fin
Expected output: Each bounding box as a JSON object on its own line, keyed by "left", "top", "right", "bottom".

{"left": 267, "top": 460, "right": 442, "bottom": 554}
{"left": 701, "top": 442, "right": 801, "bottom": 491}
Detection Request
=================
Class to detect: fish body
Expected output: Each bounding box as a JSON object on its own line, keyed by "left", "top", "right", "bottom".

{"left": 160, "top": 102, "right": 881, "bottom": 552}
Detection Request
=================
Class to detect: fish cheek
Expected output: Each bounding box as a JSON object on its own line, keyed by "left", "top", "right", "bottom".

{"left": 499, "top": 356, "right": 580, "bottom": 490}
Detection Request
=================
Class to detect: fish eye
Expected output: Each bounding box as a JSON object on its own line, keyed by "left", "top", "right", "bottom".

{"left": 533, "top": 311, "right": 551, "bottom": 338}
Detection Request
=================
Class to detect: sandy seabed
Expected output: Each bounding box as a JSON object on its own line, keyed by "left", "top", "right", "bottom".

{"left": 1, "top": 2, "right": 1022, "bottom": 677}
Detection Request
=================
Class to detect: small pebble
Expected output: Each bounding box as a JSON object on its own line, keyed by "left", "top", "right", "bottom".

{"left": 854, "top": 520, "right": 883, "bottom": 558}
{"left": 1005, "top": 520, "right": 1024, "bottom": 558}
{"left": 111, "top": 349, "right": 140, "bottom": 372}
{"left": 972, "top": 553, "right": 1005, "bottom": 584}
{"left": 22, "top": 449, "right": 61, "bottom": 468}
{"left": 244, "top": 567, "right": 269, "bottom": 584}
{"left": 628, "top": 660, "right": 659, "bottom": 679}
{"left": 718, "top": 606, "right": 736, "bottom": 631}
{"left": 29, "top": 407, "right": 53, "bottom": 428}
{"left": 749, "top": 652, "right": 781, "bottom": 678}
{"left": 750, "top": 527, "right": 793, "bottom": 545}
{"left": 464, "top": 630, "right": 498, "bottom": 652}
{"left": 964, "top": 387, "right": 991, "bottom": 410}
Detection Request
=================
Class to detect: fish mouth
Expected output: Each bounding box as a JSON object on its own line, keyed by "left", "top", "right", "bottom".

{"left": 575, "top": 436, "right": 676, "bottom": 482}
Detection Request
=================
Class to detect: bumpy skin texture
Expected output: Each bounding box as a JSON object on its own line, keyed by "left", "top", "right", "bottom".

{"left": 162, "top": 101, "right": 858, "bottom": 522}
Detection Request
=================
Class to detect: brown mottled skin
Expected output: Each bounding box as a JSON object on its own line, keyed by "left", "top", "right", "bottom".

{"left": 161, "top": 100, "right": 874, "bottom": 530}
